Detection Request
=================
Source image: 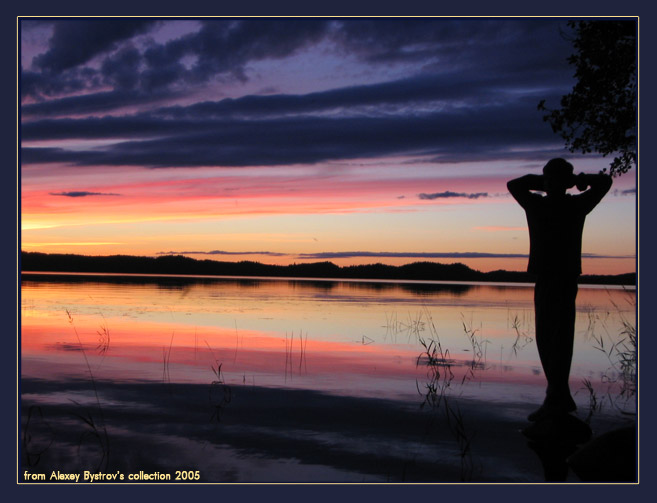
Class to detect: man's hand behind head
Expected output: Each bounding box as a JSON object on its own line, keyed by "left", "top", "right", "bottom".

{"left": 575, "top": 173, "right": 590, "bottom": 192}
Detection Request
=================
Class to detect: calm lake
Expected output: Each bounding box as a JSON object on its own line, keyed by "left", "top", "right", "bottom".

{"left": 20, "top": 273, "right": 637, "bottom": 483}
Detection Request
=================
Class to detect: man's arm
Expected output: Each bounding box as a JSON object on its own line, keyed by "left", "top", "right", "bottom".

{"left": 507, "top": 174, "right": 544, "bottom": 208}
{"left": 574, "top": 173, "right": 613, "bottom": 213}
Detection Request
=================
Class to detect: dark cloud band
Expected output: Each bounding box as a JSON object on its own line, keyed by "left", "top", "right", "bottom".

{"left": 21, "top": 99, "right": 563, "bottom": 168}
{"left": 157, "top": 250, "right": 288, "bottom": 257}
{"left": 49, "top": 191, "right": 122, "bottom": 197}
{"left": 418, "top": 191, "right": 489, "bottom": 200}
{"left": 155, "top": 250, "right": 635, "bottom": 260}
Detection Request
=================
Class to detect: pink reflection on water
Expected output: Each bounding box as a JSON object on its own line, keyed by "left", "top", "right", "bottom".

{"left": 20, "top": 275, "right": 635, "bottom": 408}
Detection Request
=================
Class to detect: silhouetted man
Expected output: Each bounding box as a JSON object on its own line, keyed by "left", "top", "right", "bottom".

{"left": 507, "top": 158, "right": 612, "bottom": 422}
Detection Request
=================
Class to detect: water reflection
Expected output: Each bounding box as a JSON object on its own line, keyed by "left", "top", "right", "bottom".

{"left": 22, "top": 272, "right": 479, "bottom": 297}
{"left": 20, "top": 273, "right": 636, "bottom": 482}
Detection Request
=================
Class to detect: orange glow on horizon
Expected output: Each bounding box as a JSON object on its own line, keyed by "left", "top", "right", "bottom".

{"left": 21, "top": 165, "right": 635, "bottom": 277}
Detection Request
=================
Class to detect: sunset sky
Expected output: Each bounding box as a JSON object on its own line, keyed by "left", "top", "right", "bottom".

{"left": 19, "top": 17, "right": 637, "bottom": 275}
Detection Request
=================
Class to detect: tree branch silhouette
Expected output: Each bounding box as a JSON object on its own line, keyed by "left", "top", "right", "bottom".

{"left": 538, "top": 20, "right": 637, "bottom": 177}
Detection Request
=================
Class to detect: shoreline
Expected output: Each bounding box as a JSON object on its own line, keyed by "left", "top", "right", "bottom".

{"left": 20, "top": 251, "right": 636, "bottom": 288}
{"left": 21, "top": 270, "right": 635, "bottom": 290}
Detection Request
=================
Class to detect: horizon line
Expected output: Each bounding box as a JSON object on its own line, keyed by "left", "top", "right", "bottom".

{"left": 20, "top": 250, "right": 637, "bottom": 277}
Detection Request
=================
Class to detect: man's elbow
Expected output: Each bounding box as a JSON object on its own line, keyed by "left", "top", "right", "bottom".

{"left": 507, "top": 179, "right": 520, "bottom": 193}
{"left": 597, "top": 174, "right": 613, "bottom": 193}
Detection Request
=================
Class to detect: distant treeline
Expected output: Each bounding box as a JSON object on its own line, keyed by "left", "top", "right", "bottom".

{"left": 20, "top": 251, "right": 636, "bottom": 286}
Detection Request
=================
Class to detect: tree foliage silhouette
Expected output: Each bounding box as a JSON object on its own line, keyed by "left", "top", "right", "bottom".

{"left": 538, "top": 20, "right": 637, "bottom": 177}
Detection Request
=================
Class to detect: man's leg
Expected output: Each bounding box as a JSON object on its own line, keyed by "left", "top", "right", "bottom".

{"left": 534, "top": 276, "right": 551, "bottom": 383}
{"left": 544, "top": 276, "right": 578, "bottom": 405}
{"left": 529, "top": 275, "right": 578, "bottom": 421}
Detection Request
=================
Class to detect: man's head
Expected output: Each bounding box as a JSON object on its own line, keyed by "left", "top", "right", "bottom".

{"left": 542, "top": 158, "right": 574, "bottom": 195}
